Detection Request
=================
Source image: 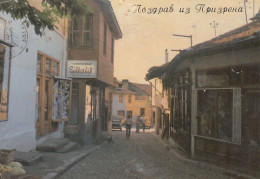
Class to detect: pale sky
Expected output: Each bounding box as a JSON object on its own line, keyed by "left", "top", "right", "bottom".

{"left": 111, "top": 0, "right": 260, "bottom": 83}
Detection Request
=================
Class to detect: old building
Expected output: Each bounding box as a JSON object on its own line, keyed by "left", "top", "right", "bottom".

{"left": 0, "top": 2, "right": 68, "bottom": 151}
{"left": 146, "top": 13, "right": 260, "bottom": 164}
{"left": 112, "top": 79, "right": 152, "bottom": 127}
{"left": 64, "top": 0, "right": 122, "bottom": 144}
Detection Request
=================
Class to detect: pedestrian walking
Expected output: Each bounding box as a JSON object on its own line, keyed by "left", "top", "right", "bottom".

{"left": 136, "top": 116, "right": 141, "bottom": 134}
{"left": 125, "top": 115, "right": 132, "bottom": 137}
{"left": 141, "top": 117, "right": 146, "bottom": 132}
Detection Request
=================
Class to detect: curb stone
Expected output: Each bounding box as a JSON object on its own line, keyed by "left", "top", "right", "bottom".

{"left": 152, "top": 133, "right": 258, "bottom": 179}
{"left": 42, "top": 141, "right": 107, "bottom": 179}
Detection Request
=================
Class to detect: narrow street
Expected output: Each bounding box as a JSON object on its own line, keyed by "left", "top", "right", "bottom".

{"left": 60, "top": 129, "right": 236, "bottom": 179}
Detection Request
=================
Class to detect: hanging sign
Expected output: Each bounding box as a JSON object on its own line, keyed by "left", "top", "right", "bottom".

{"left": 66, "top": 60, "right": 97, "bottom": 78}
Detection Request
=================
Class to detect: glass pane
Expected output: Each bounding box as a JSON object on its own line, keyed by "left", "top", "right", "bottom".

{"left": 83, "top": 32, "right": 91, "bottom": 47}
{"left": 197, "top": 90, "right": 233, "bottom": 141}
{"left": 52, "top": 61, "right": 58, "bottom": 76}
{"left": 45, "top": 58, "right": 51, "bottom": 75}
{"left": 84, "top": 16, "right": 92, "bottom": 30}
{"left": 37, "top": 54, "right": 42, "bottom": 73}
{"left": 44, "top": 80, "right": 49, "bottom": 121}
{"left": 73, "top": 32, "right": 82, "bottom": 46}
{"left": 73, "top": 18, "right": 82, "bottom": 30}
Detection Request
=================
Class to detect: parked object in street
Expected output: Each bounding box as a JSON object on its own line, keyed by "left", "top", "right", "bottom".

{"left": 112, "top": 116, "right": 123, "bottom": 131}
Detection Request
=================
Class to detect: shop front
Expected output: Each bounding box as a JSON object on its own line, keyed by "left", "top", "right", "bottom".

{"left": 193, "top": 64, "right": 260, "bottom": 164}
{"left": 65, "top": 60, "right": 109, "bottom": 144}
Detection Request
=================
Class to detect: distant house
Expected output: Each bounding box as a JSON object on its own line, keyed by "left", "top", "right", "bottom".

{"left": 112, "top": 79, "right": 152, "bottom": 126}
{"left": 146, "top": 12, "right": 260, "bottom": 164}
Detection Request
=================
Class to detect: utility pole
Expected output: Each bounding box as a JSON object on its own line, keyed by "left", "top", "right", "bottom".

{"left": 192, "top": 24, "right": 197, "bottom": 44}
{"left": 253, "top": 0, "right": 255, "bottom": 16}
{"left": 244, "top": 0, "right": 248, "bottom": 24}
{"left": 210, "top": 21, "right": 218, "bottom": 38}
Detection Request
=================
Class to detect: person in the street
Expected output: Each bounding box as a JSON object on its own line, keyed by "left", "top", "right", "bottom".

{"left": 141, "top": 116, "right": 146, "bottom": 132}
{"left": 125, "top": 115, "right": 132, "bottom": 137}
{"left": 136, "top": 116, "right": 141, "bottom": 134}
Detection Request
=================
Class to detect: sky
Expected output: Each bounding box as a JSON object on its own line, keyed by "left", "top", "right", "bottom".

{"left": 110, "top": 0, "right": 260, "bottom": 84}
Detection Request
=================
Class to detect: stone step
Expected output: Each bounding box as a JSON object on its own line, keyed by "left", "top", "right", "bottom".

{"left": 36, "top": 138, "right": 70, "bottom": 152}
{"left": 14, "top": 151, "right": 42, "bottom": 166}
{"left": 55, "top": 142, "right": 79, "bottom": 153}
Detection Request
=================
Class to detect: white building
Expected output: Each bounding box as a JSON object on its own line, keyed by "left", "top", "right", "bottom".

{"left": 112, "top": 88, "right": 128, "bottom": 117}
{"left": 0, "top": 12, "right": 68, "bottom": 152}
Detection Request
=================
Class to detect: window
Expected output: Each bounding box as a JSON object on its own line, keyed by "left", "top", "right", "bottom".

{"left": 197, "top": 89, "right": 233, "bottom": 142}
{"left": 118, "top": 110, "right": 125, "bottom": 117}
{"left": 36, "top": 53, "right": 60, "bottom": 136}
{"left": 119, "top": 95, "right": 123, "bottom": 103}
{"left": 140, "top": 108, "right": 145, "bottom": 116}
{"left": 103, "top": 23, "right": 107, "bottom": 55}
{"left": 71, "top": 15, "right": 93, "bottom": 47}
{"left": 111, "top": 38, "right": 114, "bottom": 63}
{"left": 128, "top": 95, "right": 132, "bottom": 103}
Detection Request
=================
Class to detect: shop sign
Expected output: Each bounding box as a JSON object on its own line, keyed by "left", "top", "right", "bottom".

{"left": 67, "top": 60, "right": 97, "bottom": 78}
{"left": 197, "top": 74, "right": 228, "bottom": 87}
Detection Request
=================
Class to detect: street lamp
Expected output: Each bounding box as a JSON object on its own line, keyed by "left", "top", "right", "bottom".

{"left": 210, "top": 21, "right": 218, "bottom": 38}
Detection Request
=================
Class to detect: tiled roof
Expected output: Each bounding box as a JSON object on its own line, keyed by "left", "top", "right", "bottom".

{"left": 146, "top": 18, "right": 260, "bottom": 81}
{"left": 133, "top": 83, "right": 152, "bottom": 96}
{"left": 189, "top": 19, "right": 260, "bottom": 52}
{"left": 98, "top": 0, "right": 123, "bottom": 39}
{"left": 113, "top": 88, "right": 137, "bottom": 94}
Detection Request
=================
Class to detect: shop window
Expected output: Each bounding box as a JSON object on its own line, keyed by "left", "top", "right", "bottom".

{"left": 52, "top": 61, "right": 58, "bottom": 76}
{"left": 197, "top": 89, "right": 233, "bottom": 141}
{"left": 71, "top": 15, "right": 93, "bottom": 47}
{"left": 0, "top": 45, "right": 9, "bottom": 121}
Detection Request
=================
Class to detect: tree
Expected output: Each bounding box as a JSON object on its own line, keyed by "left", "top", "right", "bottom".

{"left": 0, "top": 0, "right": 90, "bottom": 35}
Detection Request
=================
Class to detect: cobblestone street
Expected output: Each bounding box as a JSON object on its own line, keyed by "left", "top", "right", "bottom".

{"left": 59, "top": 129, "right": 244, "bottom": 179}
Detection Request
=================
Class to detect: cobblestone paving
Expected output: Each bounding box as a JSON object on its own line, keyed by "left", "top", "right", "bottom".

{"left": 60, "top": 129, "right": 236, "bottom": 179}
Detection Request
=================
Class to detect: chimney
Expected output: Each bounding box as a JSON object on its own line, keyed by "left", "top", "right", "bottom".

{"left": 165, "top": 49, "right": 169, "bottom": 63}
{"left": 122, "top": 79, "right": 129, "bottom": 89}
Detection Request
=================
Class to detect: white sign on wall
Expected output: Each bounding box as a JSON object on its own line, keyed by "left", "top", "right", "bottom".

{"left": 67, "top": 60, "right": 97, "bottom": 78}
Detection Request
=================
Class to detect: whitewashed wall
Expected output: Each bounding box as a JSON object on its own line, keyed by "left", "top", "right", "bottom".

{"left": 0, "top": 12, "right": 67, "bottom": 152}
{"left": 112, "top": 93, "right": 126, "bottom": 117}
